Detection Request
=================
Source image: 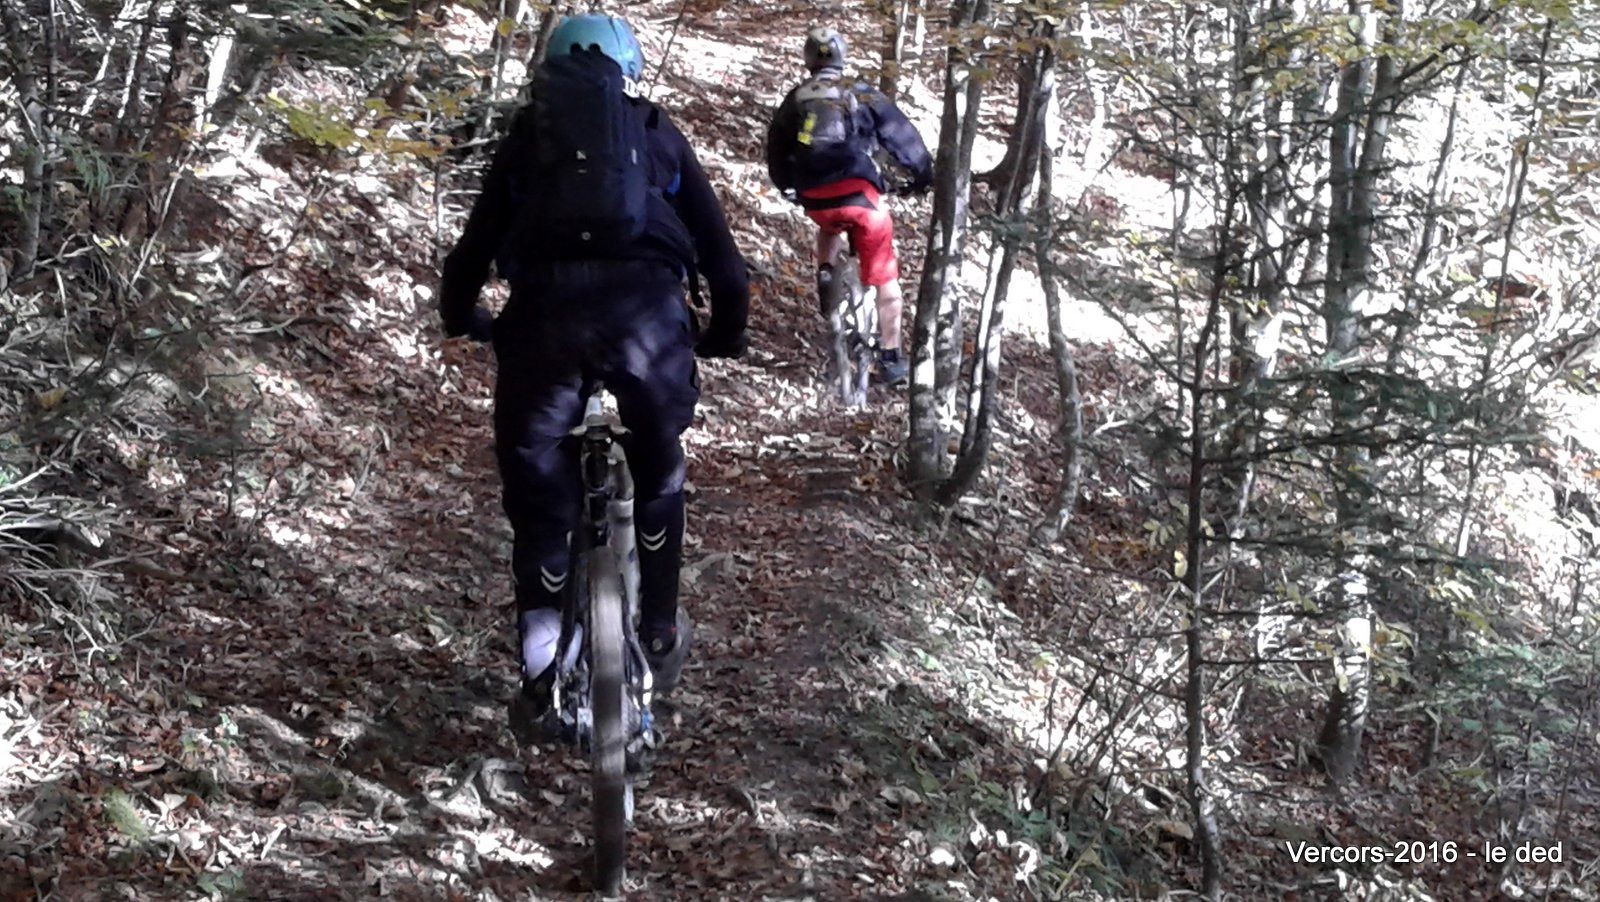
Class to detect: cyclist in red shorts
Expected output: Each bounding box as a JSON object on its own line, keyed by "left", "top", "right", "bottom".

{"left": 765, "top": 26, "right": 933, "bottom": 385}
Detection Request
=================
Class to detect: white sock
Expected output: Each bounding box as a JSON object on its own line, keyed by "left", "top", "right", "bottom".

{"left": 519, "top": 608, "right": 570, "bottom": 679}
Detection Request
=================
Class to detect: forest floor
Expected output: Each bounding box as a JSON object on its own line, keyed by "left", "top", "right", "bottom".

{"left": 3, "top": 2, "right": 1599, "bottom": 900}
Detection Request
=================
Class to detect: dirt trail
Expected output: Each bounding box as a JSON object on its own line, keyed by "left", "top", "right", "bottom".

{"left": 5, "top": 183, "right": 937, "bottom": 899}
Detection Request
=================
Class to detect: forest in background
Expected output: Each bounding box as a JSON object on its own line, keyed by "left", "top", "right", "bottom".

{"left": 3, "top": 0, "right": 1599, "bottom": 898}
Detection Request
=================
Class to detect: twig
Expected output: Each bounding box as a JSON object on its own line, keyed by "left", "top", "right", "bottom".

{"left": 7, "top": 700, "right": 71, "bottom": 746}
{"left": 259, "top": 823, "right": 286, "bottom": 860}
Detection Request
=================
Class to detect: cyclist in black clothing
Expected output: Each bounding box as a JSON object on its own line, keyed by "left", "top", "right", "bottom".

{"left": 438, "top": 14, "right": 749, "bottom": 718}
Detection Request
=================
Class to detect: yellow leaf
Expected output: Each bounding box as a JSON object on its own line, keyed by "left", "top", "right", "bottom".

{"left": 497, "top": 17, "right": 515, "bottom": 37}
{"left": 35, "top": 387, "right": 67, "bottom": 410}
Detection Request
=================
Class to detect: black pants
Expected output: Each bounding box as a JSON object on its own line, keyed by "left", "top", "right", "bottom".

{"left": 492, "top": 261, "right": 697, "bottom": 629}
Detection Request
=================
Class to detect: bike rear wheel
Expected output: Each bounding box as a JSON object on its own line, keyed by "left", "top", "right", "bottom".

{"left": 588, "top": 550, "right": 629, "bottom": 893}
{"left": 831, "top": 255, "right": 872, "bottom": 408}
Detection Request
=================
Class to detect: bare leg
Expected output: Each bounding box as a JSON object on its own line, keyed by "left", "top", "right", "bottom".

{"left": 815, "top": 230, "right": 848, "bottom": 318}
{"left": 872, "top": 278, "right": 903, "bottom": 351}
{"left": 817, "top": 229, "right": 845, "bottom": 266}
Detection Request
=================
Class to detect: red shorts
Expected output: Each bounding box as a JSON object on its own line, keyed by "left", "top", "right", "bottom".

{"left": 802, "top": 179, "right": 900, "bottom": 287}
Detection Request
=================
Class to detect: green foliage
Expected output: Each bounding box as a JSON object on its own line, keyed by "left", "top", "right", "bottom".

{"left": 63, "top": 137, "right": 114, "bottom": 203}
{"left": 197, "top": 869, "right": 248, "bottom": 897}
{"left": 101, "top": 788, "right": 149, "bottom": 841}
{"left": 266, "top": 94, "right": 446, "bottom": 158}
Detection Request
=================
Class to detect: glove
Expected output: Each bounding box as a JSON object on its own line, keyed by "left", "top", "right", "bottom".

{"left": 695, "top": 325, "right": 748, "bottom": 360}
{"left": 444, "top": 306, "right": 495, "bottom": 343}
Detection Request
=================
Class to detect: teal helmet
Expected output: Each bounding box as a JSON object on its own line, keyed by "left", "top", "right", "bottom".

{"left": 547, "top": 14, "right": 644, "bottom": 81}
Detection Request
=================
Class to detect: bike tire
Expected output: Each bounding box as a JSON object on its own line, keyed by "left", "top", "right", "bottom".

{"left": 834, "top": 256, "right": 870, "bottom": 407}
{"left": 830, "top": 306, "right": 855, "bottom": 405}
{"left": 588, "top": 550, "right": 629, "bottom": 894}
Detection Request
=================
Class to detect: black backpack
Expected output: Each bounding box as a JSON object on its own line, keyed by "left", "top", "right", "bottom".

{"left": 526, "top": 48, "right": 651, "bottom": 255}
{"left": 792, "top": 73, "right": 864, "bottom": 164}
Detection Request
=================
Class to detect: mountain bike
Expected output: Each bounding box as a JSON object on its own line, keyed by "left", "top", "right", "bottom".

{"left": 527, "top": 384, "right": 659, "bottom": 893}
{"left": 810, "top": 170, "right": 919, "bottom": 408}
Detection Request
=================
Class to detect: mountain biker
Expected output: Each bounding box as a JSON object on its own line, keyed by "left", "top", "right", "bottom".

{"left": 437, "top": 14, "right": 750, "bottom": 735}
{"left": 764, "top": 26, "right": 933, "bottom": 386}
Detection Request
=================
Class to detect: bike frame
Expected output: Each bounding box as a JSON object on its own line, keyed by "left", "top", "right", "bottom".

{"left": 535, "top": 385, "right": 656, "bottom": 892}
{"left": 550, "top": 388, "right": 654, "bottom": 736}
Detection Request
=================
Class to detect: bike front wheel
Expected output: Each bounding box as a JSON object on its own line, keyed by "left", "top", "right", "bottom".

{"left": 588, "top": 550, "right": 629, "bottom": 893}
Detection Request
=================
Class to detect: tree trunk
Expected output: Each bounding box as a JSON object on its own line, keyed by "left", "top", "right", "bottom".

{"left": 908, "top": 0, "right": 991, "bottom": 494}
{"left": 880, "top": 0, "right": 908, "bottom": 99}
{"left": 41, "top": 0, "right": 60, "bottom": 245}
{"left": 1034, "top": 84, "right": 1082, "bottom": 542}
{"left": 1384, "top": 62, "right": 1467, "bottom": 375}
{"left": 199, "top": 25, "right": 235, "bottom": 130}
{"left": 1, "top": 3, "right": 46, "bottom": 275}
{"left": 1077, "top": 7, "right": 1111, "bottom": 180}
{"left": 1222, "top": 0, "right": 1295, "bottom": 530}
{"left": 978, "top": 38, "right": 1038, "bottom": 190}
{"left": 484, "top": 0, "right": 512, "bottom": 97}
{"left": 1184, "top": 228, "right": 1231, "bottom": 902}
{"left": 476, "top": 0, "right": 521, "bottom": 137}
{"left": 121, "top": 10, "right": 197, "bottom": 244}
{"left": 915, "top": 1, "right": 928, "bottom": 63}
{"left": 1180, "top": 97, "right": 1238, "bottom": 902}
{"left": 531, "top": 5, "right": 563, "bottom": 66}
{"left": 937, "top": 28, "right": 1056, "bottom": 505}
{"left": 1317, "top": 0, "right": 1394, "bottom": 786}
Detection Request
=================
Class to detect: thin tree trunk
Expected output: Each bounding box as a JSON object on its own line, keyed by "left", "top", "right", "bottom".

{"left": 476, "top": 0, "right": 517, "bottom": 137}
{"left": 41, "top": 0, "right": 59, "bottom": 243}
{"left": 114, "top": 3, "right": 154, "bottom": 149}
{"left": 940, "top": 242, "right": 1012, "bottom": 500}
{"left": 1223, "top": 0, "right": 1296, "bottom": 531}
{"left": 908, "top": 0, "right": 991, "bottom": 493}
{"left": 1034, "top": 85, "right": 1082, "bottom": 542}
{"left": 880, "top": 0, "right": 907, "bottom": 99}
{"left": 898, "top": 2, "right": 926, "bottom": 90}
{"left": 531, "top": 4, "right": 564, "bottom": 66}
{"left": 111, "top": 5, "right": 156, "bottom": 236}
{"left": 485, "top": 0, "right": 510, "bottom": 96}
{"left": 1, "top": 3, "right": 45, "bottom": 274}
{"left": 1078, "top": 8, "right": 1111, "bottom": 179}
{"left": 122, "top": 11, "right": 196, "bottom": 243}
{"left": 1385, "top": 62, "right": 1467, "bottom": 372}
{"left": 75, "top": 0, "right": 139, "bottom": 119}
{"left": 1183, "top": 122, "right": 1236, "bottom": 902}
{"left": 979, "top": 38, "right": 1038, "bottom": 190}
{"left": 199, "top": 25, "right": 234, "bottom": 130}
{"left": 938, "top": 24, "right": 1055, "bottom": 504}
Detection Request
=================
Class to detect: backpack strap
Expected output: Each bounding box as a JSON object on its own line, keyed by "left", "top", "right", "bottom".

{"left": 637, "top": 98, "right": 702, "bottom": 305}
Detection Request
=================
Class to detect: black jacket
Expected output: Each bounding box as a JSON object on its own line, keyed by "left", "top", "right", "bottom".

{"left": 765, "top": 69, "right": 933, "bottom": 196}
{"left": 440, "top": 98, "right": 750, "bottom": 339}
